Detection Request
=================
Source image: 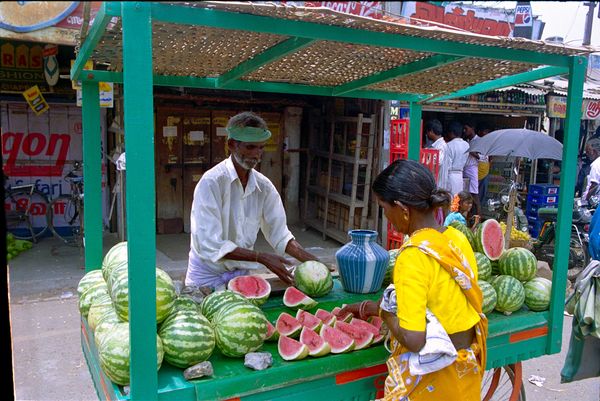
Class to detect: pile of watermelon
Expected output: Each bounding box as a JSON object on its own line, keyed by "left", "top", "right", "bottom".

{"left": 6, "top": 233, "right": 32, "bottom": 262}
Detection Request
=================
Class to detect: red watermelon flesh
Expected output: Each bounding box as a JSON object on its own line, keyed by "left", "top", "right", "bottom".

{"left": 283, "top": 287, "right": 318, "bottom": 310}
{"left": 319, "top": 325, "right": 355, "bottom": 353}
{"left": 331, "top": 307, "right": 353, "bottom": 323}
{"left": 295, "top": 310, "right": 323, "bottom": 331}
{"left": 299, "top": 327, "right": 331, "bottom": 357}
{"left": 350, "top": 318, "right": 380, "bottom": 337}
{"left": 367, "top": 316, "right": 384, "bottom": 330}
{"left": 265, "top": 320, "right": 279, "bottom": 342}
{"left": 278, "top": 335, "right": 309, "bottom": 361}
{"left": 227, "top": 275, "right": 271, "bottom": 305}
{"left": 315, "top": 309, "right": 337, "bottom": 326}
{"left": 477, "top": 219, "right": 505, "bottom": 261}
{"left": 335, "top": 321, "right": 374, "bottom": 350}
{"left": 276, "top": 312, "right": 302, "bottom": 338}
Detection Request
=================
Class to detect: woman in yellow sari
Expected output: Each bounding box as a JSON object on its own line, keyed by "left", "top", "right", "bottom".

{"left": 344, "top": 159, "right": 488, "bottom": 401}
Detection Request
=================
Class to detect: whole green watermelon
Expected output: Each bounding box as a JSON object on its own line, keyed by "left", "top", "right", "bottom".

{"left": 200, "top": 290, "right": 250, "bottom": 322}
{"left": 492, "top": 275, "right": 525, "bottom": 315}
{"left": 294, "top": 261, "right": 333, "bottom": 298}
{"left": 478, "top": 280, "right": 497, "bottom": 315}
{"left": 474, "top": 252, "right": 492, "bottom": 281}
{"left": 499, "top": 247, "right": 537, "bottom": 282}
{"left": 524, "top": 277, "right": 552, "bottom": 311}
{"left": 213, "top": 301, "right": 268, "bottom": 357}
{"left": 449, "top": 221, "right": 476, "bottom": 250}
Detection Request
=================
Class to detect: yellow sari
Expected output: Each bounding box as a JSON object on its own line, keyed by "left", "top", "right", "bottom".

{"left": 380, "top": 228, "right": 488, "bottom": 401}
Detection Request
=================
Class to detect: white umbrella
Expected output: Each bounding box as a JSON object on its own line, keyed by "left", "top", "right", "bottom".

{"left": 468, "top": 128, "right": 563, "bottom": 160}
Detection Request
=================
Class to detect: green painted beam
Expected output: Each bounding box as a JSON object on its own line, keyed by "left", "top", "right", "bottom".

{"left": 81, "top": 81, "right": 103, "bottom": 272}
{"left": 149, "top": 2, "right": 571, "bottom": 67}
{"left": 332, "top": 55, "right": 464, "bottom": 96}
{"left": 547, "top": 56, "right": 587, "bottom": 355}
{"left": 121, "top": 2, "right": 158, "bottom": 401}
{"left": 216, "top": 37, "right": 315, "bottom": 88}
{"left": 408, "top": 102, "right": 422, "bottom": 161}
{"left": 424, "top": 66, "right": 568, "bottom": 103}
{"left": 70, "top": 3, "right": 110, "bottom": 81}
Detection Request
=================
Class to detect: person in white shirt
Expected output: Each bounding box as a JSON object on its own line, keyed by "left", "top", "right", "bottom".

{"left": 186, "top": 111, "right": 317, "bottom": 290}
{"left": 444, "top": 121, "right": 470, "bottom": 197}
{"left": 583, "top": 138, "right": 600, "bottom": 201}
{"left": 462, "top": 122, "right": 481, "bottom": 217}
{"left": 425, "top": 119, "right": 450, "bottom": 191}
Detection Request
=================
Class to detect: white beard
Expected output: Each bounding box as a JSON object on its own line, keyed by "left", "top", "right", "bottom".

{"left": 233, "top": 151, "right": 260, "bottom": 170}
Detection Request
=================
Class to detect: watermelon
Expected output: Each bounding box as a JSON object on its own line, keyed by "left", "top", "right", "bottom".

{"left": 331, "top": 307, "right": 353, "bottom": 323}
{"left": 276, "top": 312, "right": 303, "bottom": 338}
{"left": 524, "top": 277, "right": 552, "bottom": 311}
{"left": 98, "top": 323, "right": 163, "bottom": 386}
{"left": 283, "top": 287, "right": 318, "bottom": 310}
{"left": 265, "top": 321, "right": 279, "bottom": 342}
{"left": 94, "top": 321, "right": 119, "bottom": 349}
{"left": 101, "top": 242, "right": 128, "bottom": 281}
{"left": 474, "top": 252, "right": 492, "bottom": 281}
{"left": 173, "top": 296, "right": 200, "bottom": 312}
{"left": 320, "top": 325, "right": 355, "bottom": 353}
{"left": 478, "top": 280, "right": 497, "bottom": 315}
{"left": 158, "top": 309, "right": 216, "bottom": 368}
{"left": 492, "top": 275, "right": 525, "bottom": 315}
{"left": 110, "top": 267, "right": 177, "bottom": 324}
{"left": 449, "top": 221, "right": 476, "bottom": 250}
{"left": 87, "top": 293, "right": 116, "bottom": 331}
{"left": 491, "top": 260, "right": 500, "bottom": 276}
{"left": 295, "top": 310, "right": 323, "bottom": 332}
{"left": 227, "top": 275, "right": 271, "bottom": 306}
{"left": 382, "top": 249, "right": 400, "bottom": 288}
{"left": 335, "top": 321, "right": 373, "bottom": 350}
{"left": 366, "top": 316, "right": 386, "bottom": 343}
{"left": 499, "top": 247, "right": 537, "bottom": 282}
{"left": 299, "top": 327, "right": 331, "bottom": 357}
{"left": 200, "top": 290, "right": 249, "bottom": 322}
{"left": 213, "top": 302, "right": 268, "bottom": 357}
{"left": 315, "top": 309, "right": 337, "bottom": 326}
{"left": 278, "top": 335, "right": 309, "bottom": 361}
{"left": 475, "top": 219, "right": 505, "bottom": 261}
{"left": 77, "top": 270, "right": 105, "bottom": 298}
{"left": 294, "top": 261, "right": 333, "bottom": 298}
{"left": 79, "top": 281, "right": 110, "bottom": 318}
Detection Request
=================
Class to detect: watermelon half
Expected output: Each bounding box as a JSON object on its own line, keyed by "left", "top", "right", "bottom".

{"left": 335, "top": 321, "right": 373, "bottom": 350}
{"left": 278, "top": 336, "right": 309, "bottom": 361}
{"left": 227, "top": 275, "right": 271, "bottom": 306}
{"left": 319, "top": 325, "right": 355, "bottom": 353}
{"left": 276, "top": 312, "right": 303, "bottom": 338}
{"left": 295, "top": 310, "right": 323, "bottom": 332}
{"left": 315, "top": 309, "right": 337, "bottom": 326}
{"left": 299, "top": 327, "right": 331, "bottom": 357}
{"left": 475, "top": 219, "right": 505, "bottom": 261}
{"left": 283, "top": 287, "right": 318, "bottom": 310}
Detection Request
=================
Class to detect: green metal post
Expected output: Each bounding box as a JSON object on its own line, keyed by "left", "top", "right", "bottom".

{"left": 408, "top": 102, "right": 422, "bottom": 161}
{"left": 122, "top": 2, "right": 158, "bottom": 400}
{"left": 547, "top": 56, "right": 587, "bottom": 354}
{"left": 81, "top": 81, "right": 103, "bottom": 271}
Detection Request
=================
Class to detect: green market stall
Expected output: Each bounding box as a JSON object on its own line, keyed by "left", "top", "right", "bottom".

{"left": 71, "top": 2, "right": 591, "bottom": 400}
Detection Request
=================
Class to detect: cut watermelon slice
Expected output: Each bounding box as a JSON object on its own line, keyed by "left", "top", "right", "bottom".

{"left": 283, "top": 287, "right": 318, "bottom": 310}
{"left": 335, "top": 321, "right": 374, "bottom": 350}
{"left": 475, "top": 219, "right": 505, "bottom": 260}
{"left": 320, "top": 325, "right": 355, "bottom": 354}
{"left": 350, "top": 318, "right": 380, "bottom": 337}
{"left": 331, "top": 307, "right": 353, "bottom": 323}
{"left": 265, "top": 320, "right": 279, "bottom": 342}
{"left": 295, "top": 310, "right": 323, "bottom": 332}
{"left": 278, "top": 335, "right": 309, "bottom": 361}
{"left": 366, "top": 316, "right": 387, "bottom": 344}
{"left": 367, "top": 316, "right": 384, "bottom": 330}
{"left": 227, "top": 275, "right": 271, "bottom": 306}
{"left": 276, "top": 312, "right": 303, "bottom": 338}
{"left": 315, "top": 309, "right": 337, "bottom": 326}
{"left": 299, "top": 327, "right": 331, "bottom": 357}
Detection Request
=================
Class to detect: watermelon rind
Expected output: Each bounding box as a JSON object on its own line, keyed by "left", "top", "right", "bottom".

{"left": 449, "top": 222, "right": 476, "bottom": 250}
{"left": 499, "top": 247, "right": 537, "bottom": 282}
{"left": 294, "top": 261, "right": 334, "bottom": 298}
{"left": 492, "top": 275, "right": 525, "bottom": 315}
{"left": 283, "top": 287, "right": 318, "bottom": 310}
{"left": 523, "top": 277, "right": 552, "bottom": 312}
{"left": 319, "top": 325, "right": 355, "bottom": 354}
{"left": 278, "top": 335, "right": 309, "bottom": 361}
{"left": 227, "top": 275, "right": 271, "bottom": 306}
{"left": 315, "top": 309, "right": 337, "bottom": 326}
{"left": 213, "top": 302, "right": 268, "bottom": 357}
{"left": 276, "top": 312, "right": 303, "bottom": 338}
{"left": 475, "top": 219, "right": 505, "bottom": 261}
{"left": 200, "top": 290, "right": 249, "bottom": 322}
{"left": 299, "top": 327, "right": 331, "bottom": 357}
{"left": 478, "top": 280, "right": 497, "bottom": 315}
{"left": 474, "top": 252, "right": 492, "bottom": 282}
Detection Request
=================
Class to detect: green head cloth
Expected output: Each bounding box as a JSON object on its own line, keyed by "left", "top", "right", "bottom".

{"left": 226, "top": 126, "right": 272, "bottom": 143}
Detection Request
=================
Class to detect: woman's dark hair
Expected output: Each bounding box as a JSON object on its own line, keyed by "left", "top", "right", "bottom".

{"left": 457, "top": 191, "right": 473, "bottom": 202}
{"left": 372, "top": 159, "right": 451, "bottom": 210}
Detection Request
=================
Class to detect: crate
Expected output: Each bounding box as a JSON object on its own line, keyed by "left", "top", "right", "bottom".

{"left": 528, "top": 183, "right": 560, "bottom": 196}
{"left": 527, "top": 193, "right": 559, "bottom": 206}
{"left": 528, "top": 220, "right": 543, "bottom": 238}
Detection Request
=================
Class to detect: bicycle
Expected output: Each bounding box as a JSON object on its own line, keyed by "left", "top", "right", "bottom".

{"left": 4, "top": 175, "right": 53, "bottom": 242}
{"left": 49, "top": 162, "right": 84, "bottom": 247}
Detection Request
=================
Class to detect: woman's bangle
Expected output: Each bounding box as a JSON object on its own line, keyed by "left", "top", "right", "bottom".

{"left": 358, "top": 300, "right": 369, "bottom": 320}
{"left": 254, "top": 251, "right": 260, "bottom": 262}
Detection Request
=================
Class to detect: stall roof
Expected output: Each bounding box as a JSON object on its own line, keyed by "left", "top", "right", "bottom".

{"left": 75, "top": 1, "right": 595, "bottom": 102}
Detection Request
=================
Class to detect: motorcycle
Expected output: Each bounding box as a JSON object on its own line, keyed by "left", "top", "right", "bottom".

{"left": 486, "top": 183, "right": 529, "bottom": 233}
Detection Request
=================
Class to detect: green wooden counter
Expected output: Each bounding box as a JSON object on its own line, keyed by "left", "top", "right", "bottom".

{"left": 82, "top": 280, "right": 550, "bottom": 401}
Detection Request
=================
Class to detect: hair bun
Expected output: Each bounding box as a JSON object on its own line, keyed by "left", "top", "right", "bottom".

{"left": 430, "top": 188, "right": 452, "bottom": 208}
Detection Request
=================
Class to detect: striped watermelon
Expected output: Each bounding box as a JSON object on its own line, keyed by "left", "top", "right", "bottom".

{"left": 474, "top": 252, "right": 492, "bottom": 281}
{"left": 110, "top": 267, "right": 176, "bottom": 324}
{"left": 158, "top": 309, "right": 216, "bottom": 368}
{"left": 382, "top": 249, "right": 400, "bottom": 288}
{"left": 524, "top": 277, "right": 552, "bottom": 311}
{"left": 87, "top": 293, "right": 117, "bottom": 331}
{"left": 499, "top": 247, "right": 537, "bottom": 282}
{"left": 449, "top": 221, "right": 476, "bottom": 250}
{"left": 294, "top": 261, "right": 333, "bottom": 298}
{"left": 478, "top": 280, "right": 497, "bottom": 315}
{"left": 475, "top": 219, "right": 505, "bottom": 261}
{"left": 491, "top": 260, "right": 500, "bottom": 275}
{"left": 213, "top": 302, "right": 268, "bottom": 357}
{"left": 77, "top": 270, "right": 105, "bottom": 298}
{"left": 227, "top": 275, "right": 271, "bottom": 306}
{"left": 79, "top": 281, "right": 110, "bottom": 318}
{"left": 101, "top": 242, "right": 128, "bottom": 281}
{"left": 173, "top": 296, "right": 200, "bottom": 313}
{"left": 98, "top": 323, "right": 164, "bottom": 386}
{"left": 95, "top": 321, "right": 119, "bottom": 349}
{"left": 492, "top": 275, "right": 525, "bottom": 315}
{"left": 106, "top": 261, "right": 128, "bottom": 292}
{"left": 200, "top": 290, "right": 249, "bottom": 322}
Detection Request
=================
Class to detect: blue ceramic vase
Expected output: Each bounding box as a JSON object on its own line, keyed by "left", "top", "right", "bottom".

{"left": 335, "top": 230, "right": 390, "bottom": 294}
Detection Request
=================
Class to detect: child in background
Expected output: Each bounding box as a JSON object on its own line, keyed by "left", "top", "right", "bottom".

{"left": 444, "top": 191, "right": 480, "bottom": 229}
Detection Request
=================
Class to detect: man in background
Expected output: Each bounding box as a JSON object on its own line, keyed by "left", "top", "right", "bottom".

{"left": 444, "top": 121, "right": 470, "bottom": 197}
{"left": 425, "top": 119, "right": 450, "bottom": 191}
{"left": 462, "top": 122, "right": 481, "bottom": 216}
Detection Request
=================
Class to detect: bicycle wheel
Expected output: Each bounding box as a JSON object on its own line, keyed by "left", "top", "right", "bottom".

{"left": 4, "top": 189, "right": 51, "bottom": 241}
{"left": 50, "top": 195, "right": 82, "bottom": 246}
{"left": 481, "top": 363, "right": 526, "bottom": 401}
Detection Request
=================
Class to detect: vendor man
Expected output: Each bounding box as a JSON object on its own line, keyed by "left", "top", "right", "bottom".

{"left": 185, "top": 111, "right": 318, "bottom": 290}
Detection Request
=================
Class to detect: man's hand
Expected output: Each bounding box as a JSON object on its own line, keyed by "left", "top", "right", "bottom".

{"left": 257, "top": 252, "right": 295, "bottom": 285}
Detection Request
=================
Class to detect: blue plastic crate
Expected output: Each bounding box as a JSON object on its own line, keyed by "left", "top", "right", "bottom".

{"left": 527, "top": 193, "right": 559, "bottom": 206}
{"left": 528, "top": 184, "right": 560, "bottom": 196}
{"left": 528, "top": 221, "right": 543, "bottom": 238}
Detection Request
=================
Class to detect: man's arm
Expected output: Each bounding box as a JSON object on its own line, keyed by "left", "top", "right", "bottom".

{"left": 224, "top": 247, "right": 294, "bottom": 285}
{"left": 285, "top": 239, "right": 318, "bottom": 263}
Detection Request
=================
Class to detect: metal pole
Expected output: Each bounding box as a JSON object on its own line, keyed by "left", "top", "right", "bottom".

{"left": 583, "top": 1, "right": 596, "bottom": 46}
{"left": 408, "top": 102, "right": 422, "bottom": 161}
